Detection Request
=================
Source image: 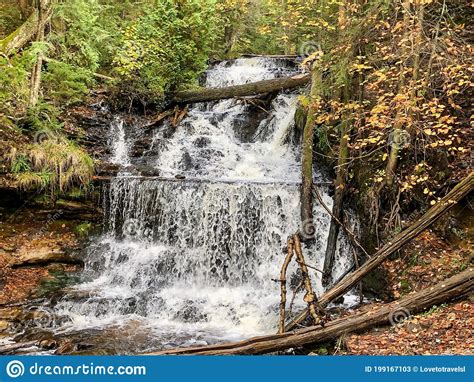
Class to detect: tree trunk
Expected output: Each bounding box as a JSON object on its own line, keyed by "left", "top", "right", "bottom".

{"left": 170, "top": 74, "right": 310, "bottom": 104}
{"left": 223, "top": 25, "right": 233, "bottom": 54}
{"left": 287, "top": 172, "right": 474, "bottom": 330}
{"left": 386, "top": 1, "right": 425, "bottom": 186}
{"left": 322, "top": 2, "right": 354, "bottom": 283}
{"left": 322, "top": 125, "right": 348, "bottom": 285}
{"left": 300, "top": 64, "right": 322, "bottom": 239}
{"left": 0, "top": 5, "right": 52, "bottom": 57}
{"left": 385, "top": 0, "right": 411, "bottom": 186}
{"left": 28, "top": 0, "right": 48, "bottom": 107}
{"left": 148, "top": 269, "right": 473, "bottom": 355}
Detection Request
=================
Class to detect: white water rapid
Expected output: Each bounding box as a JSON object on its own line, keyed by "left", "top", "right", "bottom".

{"left": 52, "top": 57, "right": 356, "bottom": 353}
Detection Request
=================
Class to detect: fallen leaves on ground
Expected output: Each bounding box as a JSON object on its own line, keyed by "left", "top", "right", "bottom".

{"left": 345, "top": 301, "right": 473, "bottom": 355}
{"left": 383, "top": 230, "right": 470, "bottom": 298}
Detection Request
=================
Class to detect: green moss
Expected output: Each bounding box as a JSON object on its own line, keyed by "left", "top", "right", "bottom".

{"left": 75, "top": 222, "right": 92, "bottom": 237}
{"left": 36, "top": 268, "right": 80, "bottom": 297}
{"left": 400, "top": 278, "right": 411, "bottom": 294}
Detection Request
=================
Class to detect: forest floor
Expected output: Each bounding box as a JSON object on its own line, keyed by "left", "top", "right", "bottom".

{"left": 343, "top": 229, "right": 473, "bottom": 355}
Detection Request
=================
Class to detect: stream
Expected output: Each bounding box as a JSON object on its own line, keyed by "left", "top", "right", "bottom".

{"left": 11, "top": 58, "right": 357, "bottom": 354}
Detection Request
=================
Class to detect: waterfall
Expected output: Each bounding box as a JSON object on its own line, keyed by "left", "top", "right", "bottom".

{"left": 54, "top": 57, "right": 356, "bottom": 352}
{"left": 108, "top": 117, "right": 130, "bottom": 166}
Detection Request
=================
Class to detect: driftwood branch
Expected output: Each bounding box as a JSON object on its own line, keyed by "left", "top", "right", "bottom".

{"left": 313, "top": 185, "right": 369, "bottom": 258}
{"left": 293, "top": 234, "right": 325, "bottom": 326}
{"left": 278, "top": 237, "right": 295, "bottom": 333}
{"left": 171, "top": 74, "right": 310, "bottom": 104}
{"left": 148, "top": 268, "right": 473, "bottom": 355}
{"left": 42, "top": 57, "right": 114, "bottom": 81}
{"left": 285, "top": 172, "right": 474, "bottom": 331}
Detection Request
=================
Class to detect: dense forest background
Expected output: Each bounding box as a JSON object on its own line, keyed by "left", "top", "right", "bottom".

{"left": 0, "top": 0, "right": 472, "bottom": 356}
{"left": 1, "top": 0, "right": 471, "bottom": 238}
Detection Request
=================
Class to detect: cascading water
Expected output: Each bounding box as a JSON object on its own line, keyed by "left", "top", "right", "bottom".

{"left": 52, "top": 57, "right": 355, "bottom": 353}
{"left": 108, "top": 117, "right": 130, "bottom": 166}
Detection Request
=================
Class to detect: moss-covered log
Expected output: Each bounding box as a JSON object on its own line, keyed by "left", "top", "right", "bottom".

{"left": 170, "top": 74, "right": 310, "bottom": 104}
{"left": 0, "top": 6, "right": 52, "bottom": 57}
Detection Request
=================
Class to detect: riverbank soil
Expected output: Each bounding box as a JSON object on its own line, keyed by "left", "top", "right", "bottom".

{"left": 0, "top": 214, "right": 83, "bottom": 306}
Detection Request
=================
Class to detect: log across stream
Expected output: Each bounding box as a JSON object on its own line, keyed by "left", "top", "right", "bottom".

{"left": 149, "top": 268, "right": 474, "bottom": 355}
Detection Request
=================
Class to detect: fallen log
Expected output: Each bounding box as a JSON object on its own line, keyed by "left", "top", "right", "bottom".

{"left": 286, "top": 172, "right": 474, "bottom": 331}
{"left": 148, "top": 268, "right": 473, "bottom": 355}
{"left": 240, "top": 54, "right": 298, "bottom": 59}
{"left": 93, "top": 174, "right": 331, "bottom": 187}
{"left": 171, "top": 74, "right": 310, "bottom": 104}
{"left": 143, "top": 109, "right": 175, "bottom": 129}
{"left": 0, "top": 341, "right": 39, "bottom": 355}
